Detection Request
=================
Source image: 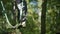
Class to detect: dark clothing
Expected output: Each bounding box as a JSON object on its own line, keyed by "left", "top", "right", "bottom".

{"left": 15, "top": 0, "right": 27, "bottom": 23}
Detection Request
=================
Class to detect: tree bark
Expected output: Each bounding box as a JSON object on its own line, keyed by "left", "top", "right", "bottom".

{"left": 41, "top": 0, "right": 47, "bottom": 34}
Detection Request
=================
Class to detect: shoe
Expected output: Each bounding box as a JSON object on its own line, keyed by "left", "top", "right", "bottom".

{"left": 21, "top": 21, "right": 26, "bottom": 27}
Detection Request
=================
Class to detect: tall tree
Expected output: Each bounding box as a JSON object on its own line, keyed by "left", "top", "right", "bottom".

{"left": 41, "top": 0, "right": 47, "bottom": 34}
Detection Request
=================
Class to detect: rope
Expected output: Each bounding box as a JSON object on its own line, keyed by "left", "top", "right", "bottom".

{"left": 1, "top": 1, "right": 24, "bottom": 28}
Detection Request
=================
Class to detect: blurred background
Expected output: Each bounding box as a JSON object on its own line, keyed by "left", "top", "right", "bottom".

{"left": 0, "top": 0, "right": 60, "bottom": 34}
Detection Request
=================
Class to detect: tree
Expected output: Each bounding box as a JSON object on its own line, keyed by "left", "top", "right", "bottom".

{"left": 41, "top": 0, "right": 47, "bottom": 34}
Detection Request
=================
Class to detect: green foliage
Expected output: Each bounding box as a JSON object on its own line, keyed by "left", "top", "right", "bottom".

{"left": 0, "top": 0, "right": 60, "bottom": 34}
{"left": 0, "top": 0, "right": 40, "bottom": 34}
{"left": 19, "top": 12, "right": 39, "bottom": 34}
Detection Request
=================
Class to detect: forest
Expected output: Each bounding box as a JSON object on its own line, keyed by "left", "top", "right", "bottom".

{"left": 0, "top": 0, "right": 60, "bottom": 34}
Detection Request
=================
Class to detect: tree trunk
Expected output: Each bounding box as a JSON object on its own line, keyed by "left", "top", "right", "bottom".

{"left": 41, "top": 0, "right": 47, "bottom": 34}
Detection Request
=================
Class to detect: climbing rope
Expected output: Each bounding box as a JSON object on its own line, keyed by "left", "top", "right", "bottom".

{"left": 1, "top": 0, "right": 26, "bottom": 28}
